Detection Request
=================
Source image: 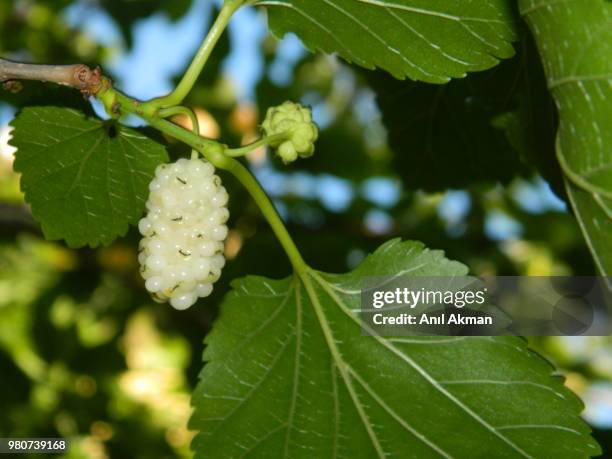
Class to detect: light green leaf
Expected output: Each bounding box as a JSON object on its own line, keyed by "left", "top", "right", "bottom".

{"left": 566, "top": 185, "right": 612, "bottom": 276}
{"left": 11, "top": 107, "right": 168, "bottom": 248}
{"left": 191, "top": 239, "right": 599, "bottom": 458}
{"left": 520, "top": 0, "right": 612, "bottom": 274}
{"left": 257, "top": 0, "right": 518, "bottom": 83}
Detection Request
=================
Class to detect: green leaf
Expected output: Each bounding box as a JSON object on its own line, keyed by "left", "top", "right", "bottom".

{"left": 191, "top": 239, "right": 599, "bottom": 458}
{"left": 566, "top": 185, "right": 612, "bottom": 275}
{"left": 258, "top": 0, "right": 518, "bottom": 83}
{"left": 11, "top": 107, "right": 168, "bottom": 248}
{"left": 520, "top": 0, "right": 612, "bottom": 275}
{"left": 365, "top": 57, "right": 530, "bottom": 191}
{"left": 491, "top": 30, "right": 565, "bottom": 199}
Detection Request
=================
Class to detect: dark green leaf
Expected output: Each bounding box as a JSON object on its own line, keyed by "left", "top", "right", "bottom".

{"left": 366, "top": 57, "right": 530, "bottom": 191}
{"left": 11, "top": 107, "right": 168, "bottom": 248}
{"left": 191, "top": 239, "right": 599, "bottom": 458}
{"left": 258, "top": 0, "right": 517, "bottom": 82}
{"left": 491, "top": 30, "right": 564, "bottom": 199}
{"left": 521, "top": 0, "right": 612, "bottom": 274}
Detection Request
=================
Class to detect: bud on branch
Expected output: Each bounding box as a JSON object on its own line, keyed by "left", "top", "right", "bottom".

{"left": 0, "top": 58, "right": 105, "bottom": 96}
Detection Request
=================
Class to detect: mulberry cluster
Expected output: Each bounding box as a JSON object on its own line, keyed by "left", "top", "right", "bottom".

{"left": 138, "top": 158, "right": 229, "bottom": 310}
{"left": 262, "top": 101, "right": 318, "bottom": 163}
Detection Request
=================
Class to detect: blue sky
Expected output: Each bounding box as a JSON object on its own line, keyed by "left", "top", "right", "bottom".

{"left": 65, "top": 0, "right": 270, "bottom": 100}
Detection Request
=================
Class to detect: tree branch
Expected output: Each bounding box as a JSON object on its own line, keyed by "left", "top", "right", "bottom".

{"left": 0, "top": 56, "right": 307, "bottom": 272}
{"left": 0, "top": 58, "right": 105, "bottom": 95}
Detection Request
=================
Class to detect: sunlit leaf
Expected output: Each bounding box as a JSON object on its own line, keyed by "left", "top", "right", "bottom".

{"left": 258, "top": 0, "right": 517, "bottom": 83}
{"left": 191, "top": 239, "right": 599, "bottom": 458}
{"left": 11, "top": 107, "right": 168, "bottom": 248}
{"left": 520, "top": 0, "right": 612, "bottom": 274}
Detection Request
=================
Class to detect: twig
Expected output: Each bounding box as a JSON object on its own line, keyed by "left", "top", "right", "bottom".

{"left": 0, "top": 58, "right": 105, "bottom": 96}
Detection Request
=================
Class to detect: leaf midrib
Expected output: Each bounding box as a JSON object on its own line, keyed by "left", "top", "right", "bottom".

{"left": 302, "top": 269, "right": 534, "bottom": 458}
{"left": 298, "top": 272, "right": 388, "bottom": 458}
{"left": 283, "top": 279, "right": 303, "bottom": 456}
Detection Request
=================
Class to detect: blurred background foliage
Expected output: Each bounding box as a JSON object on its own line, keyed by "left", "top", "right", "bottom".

{"left": 0, "top": 0, "right": 610, "bottom": 458}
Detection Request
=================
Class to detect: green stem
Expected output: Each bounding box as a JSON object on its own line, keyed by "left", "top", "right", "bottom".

{"left": 158, "top": 106, "right": 200, "bottom": 137}
{"left": 224, "top": 159, "right": 307, "bottom": 274}
{"left": 158, "top": 106, "right": 201, "bottom": 157}
{"left": 144, "top": 0, "right": 244, "bottom": 110}
{"left": 225, "top": 133, "right": 289, "bottom": 157}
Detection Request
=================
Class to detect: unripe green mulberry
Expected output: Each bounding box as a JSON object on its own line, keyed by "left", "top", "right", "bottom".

{"left": 262, "top": 101, "right": 318, "bottom": 163}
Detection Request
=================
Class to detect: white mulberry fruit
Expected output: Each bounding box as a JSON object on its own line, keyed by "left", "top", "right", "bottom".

{"left": 138, "top": 158, "right": 229, "bottom": 310}
{"left": 261, "top": 101, "right": 318, "bottom": 163}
